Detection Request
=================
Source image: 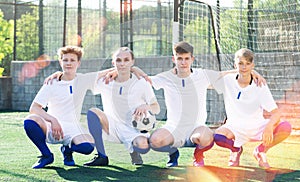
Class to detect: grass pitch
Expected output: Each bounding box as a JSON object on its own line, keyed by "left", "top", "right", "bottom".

{"left": 0, "top": 112, "right": 299, "bottom": 182}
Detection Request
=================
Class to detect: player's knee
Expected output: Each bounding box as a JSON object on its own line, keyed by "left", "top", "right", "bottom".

{"left": 133, "top": 137, "right": 149, "bottom": 149}
{"left": 24, "top": 114, "right": 43, "bottom": 124}
{"left": 24, "top": 119, "right": 38, "bottom": 131}
{"left": 87, "top": 109, "right": 101, "bottom": 125}
{"left": 213, "top": 133, "right": 225, "bottom": 146}
{"left": 195, "top": 127, "right": 214, "bottom": 146}
{"left": 275, "top": 121, "right": 292, "bottom": 137}
{"left": 149, "top": 135, "right": 163, "bottom": 148}
{"left": 87, "top": 109, "right": 98, "bottom": 119}
{"left": 280, "top": 121, "right": 292, "bottom": 133}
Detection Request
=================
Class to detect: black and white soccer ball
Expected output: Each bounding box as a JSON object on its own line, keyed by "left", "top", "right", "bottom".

{"left": 132, "top": 112, "right": 156, "bottom": 133}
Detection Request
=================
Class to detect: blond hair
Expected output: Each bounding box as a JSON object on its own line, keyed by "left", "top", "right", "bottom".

{"left": 234, "top": 48, "right": 254, "bottom": 63}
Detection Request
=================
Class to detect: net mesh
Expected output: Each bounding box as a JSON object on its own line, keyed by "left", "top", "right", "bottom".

{"left": 178, "top": 0, "right": 300, "bottom": 125}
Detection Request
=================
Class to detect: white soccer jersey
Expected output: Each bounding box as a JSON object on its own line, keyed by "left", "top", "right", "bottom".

{"left": 150, "top": 69, "right": 219, "bottom": 147}
{"left": 213, "top": 74, "right": 278, "bottom": 130}
{"left": 33, "top": 72, "right": 99, "bottom": 138}
{"left": 96, "top": 74, "right": 157, "bottom": 126}
{"left": 95, "top": 74, "right": 157, "bottom": 152}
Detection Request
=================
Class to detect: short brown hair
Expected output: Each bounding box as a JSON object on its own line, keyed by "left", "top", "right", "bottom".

{"left": 57, "top": 46, "right": 84, "bottom": 61}
{"left": 173, "top": 41, "right": 194, "bottom": 56}
{"left": 234, "top": 48, "right": 254, "bottom": 63}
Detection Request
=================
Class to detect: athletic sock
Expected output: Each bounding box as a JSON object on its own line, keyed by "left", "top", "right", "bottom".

{"left": 132, "top": 145, "right": 150, "bottom": 154}
{"left": 214, "top": 134, "right": 240, "bottom": 152}
{"left": 87, "top": 110, "right": 106, "bottom": 157}
{"left": 150, "top": 144, "right": 178, "bottom": 155}
{"left": 196, "top": 141, "right": 214, "bottom": 153}
{"left": 71, "top": 142, "right": 94, "bottom": 155}
{"left": 24, "top": 119, "right": 52, "bottom": 156}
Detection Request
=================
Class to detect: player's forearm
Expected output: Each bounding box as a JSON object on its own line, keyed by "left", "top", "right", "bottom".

{"left": 97, "top": 67, "right": 115, "bottom": 78}
{"left": 149, "top": 102, "right": 160, "bottom": 115}
{"left": 219, "top": 69, "right": 238, "bottom": 77}
{"left": 29, "top": 103, "right": 55, "bottom": 123}
{"left": 267, "top": 109, "right": 281, "bottom": 128}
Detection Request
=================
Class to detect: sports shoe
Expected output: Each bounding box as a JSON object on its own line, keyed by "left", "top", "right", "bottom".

{"left": 32, "top": 153, "right": 54, "bottom": 169}
{"left": 130, "top": 151, "right": 143, "bottom": 165}
{"left": 193, "top": 147, "right": 204, "bottom": 167}
{"left": 166, "top": 150, "right": 179, "bottom": 167}
{"left": 228, "top": 146, "right": 243, "bottom": 167}
{"left": 84, "top": 154, "right": 109, "bottom": 166}
{"left": 61, "top": 145, "right": 75, "bottom": 166}
{"left": 253, "top": 147, "right": 270, "bottom": 169}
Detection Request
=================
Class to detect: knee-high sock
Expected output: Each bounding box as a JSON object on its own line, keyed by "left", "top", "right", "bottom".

{"left": 194, "top": 141, "right": 214, "bottom": 156}
{"left": 150, "top": 144, "right": 178, "bottom": 155}
{"left": 24, "top": 119, "right": 52, "bottom": 156}
{"left": 71, "top": 142, "right": 94, "bottom": 155}
{"left": 87, "top": 110, "right": 106, "bottom": 157}
{"left": 214, "top": 134, "right": 240, "bottom": 152}
{"left": 133, "top": 145, "right": 150, "bottom": 154}
{"left": 258, "top": 121, "right": 292, "bottom": 153}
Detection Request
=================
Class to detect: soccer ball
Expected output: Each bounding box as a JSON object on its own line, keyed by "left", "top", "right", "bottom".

{"left": 132, "top": 112, "right": 156, "bottom": 133}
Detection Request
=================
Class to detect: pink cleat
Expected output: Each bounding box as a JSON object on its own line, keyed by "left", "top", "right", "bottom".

{"left": 228, "top": 147, "right": 243, "bottom": 167}
{"left": 253, "top": 147, "right": 270, "bottom": 169}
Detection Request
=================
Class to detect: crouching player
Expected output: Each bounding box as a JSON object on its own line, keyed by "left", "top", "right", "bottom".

{"left": 23, "top": 46, "right": 115, "bottom": 169}
{"left": 83, "top": 47, "right": 160, "bottom": 166}
{"left": 213, "top": 48, "right": 292, "bottom": 169}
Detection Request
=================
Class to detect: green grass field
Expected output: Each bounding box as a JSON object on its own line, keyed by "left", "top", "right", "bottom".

{"left": 0, "top": 112, "right": 299, "bottom": 182}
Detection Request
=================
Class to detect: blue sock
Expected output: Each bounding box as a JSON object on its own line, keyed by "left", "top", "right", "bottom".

{"left": 150, "top": 144, "right": 178, "bottom": 155}
{"left": 133, "top": 145, "right": 150, "bottom": 154}
{"left": 87, "top": 110, "right": 106, "bottom": 157}
{"left": 214, "top": 134, "right": 240, "bottom": 152}
{"left": 71, "top": 142, "right": 94, "bottom": 155}
{"left": 24, "top": 119, "right": 52, "bottom": 156}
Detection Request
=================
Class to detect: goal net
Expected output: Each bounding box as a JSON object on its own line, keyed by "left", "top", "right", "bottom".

{"left": 177, "top": 0, "right": 300, "bottom": 126}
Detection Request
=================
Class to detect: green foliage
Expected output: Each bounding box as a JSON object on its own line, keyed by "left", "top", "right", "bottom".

{"left": 184, "top": 16, "right": 217, "bottom": 55}
{"left": 0, "top": 10, "right": 13, "bottom": 76}
{"left": 16, "top": 7, "right": 39, "bottom": 61}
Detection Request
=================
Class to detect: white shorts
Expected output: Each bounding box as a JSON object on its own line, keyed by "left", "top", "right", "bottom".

{"left": 103, "top": 115, "right": 149, "bottom": 153}
{"left": 162, "top": 121, "right": 203, "bottom": 148}
{"left": 222, "top": 120, "right": 269, "bottom": 147}
{"left": 45, "top": 121, "right": 89, "bottom": 147}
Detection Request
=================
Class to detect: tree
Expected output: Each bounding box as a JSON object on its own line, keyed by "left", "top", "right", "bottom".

{"left": 15, "top": 7, "right": 39, "bottom": 61}
{"left": 0, "top": 10, "right": 13, "bottom": 76}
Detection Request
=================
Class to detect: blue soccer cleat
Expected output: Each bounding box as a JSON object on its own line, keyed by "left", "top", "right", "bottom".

{"left": 61, "top": 145, "right": 75, "bottom": 166}
{"left": 166, "top": 150, "right": 179, "bottom": 167}
{"left": 32, "top": 153, "right": 54, "bottom": 169}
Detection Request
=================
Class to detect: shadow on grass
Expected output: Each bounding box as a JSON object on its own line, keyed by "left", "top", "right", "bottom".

{"left": 1, "top": 164, "right": 298, "bottom": 182}
{"left": 49, "top": 164, "right": 300, "bottom": 182}
{"left": 50, "top": 164, "right": 181, "bottom": 182}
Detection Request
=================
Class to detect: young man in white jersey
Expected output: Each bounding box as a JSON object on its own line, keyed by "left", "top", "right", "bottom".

{"left": 146, "top": 41, "right": 220, "bottom": 167}
{"left": 23, "top": 46, "right": 115, "bottom": 169}
{"left": 83, "top": 47, "right": 160, "bottom": 166}
{"left": 213, "top": 48, "right": 291, "bottom": 169}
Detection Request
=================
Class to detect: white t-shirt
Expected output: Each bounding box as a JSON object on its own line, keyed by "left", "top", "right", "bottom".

{"left": 213, "top": 74, "right": 278, "bottom": 129}
{"left": 95, "top": 74, "right": 157, "bottom": 127}
{"left": 151, "top": 69, "right": 219, "bottom": 131}
{"left": 33, "top": 72, "right": 99, "bottom": 137}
